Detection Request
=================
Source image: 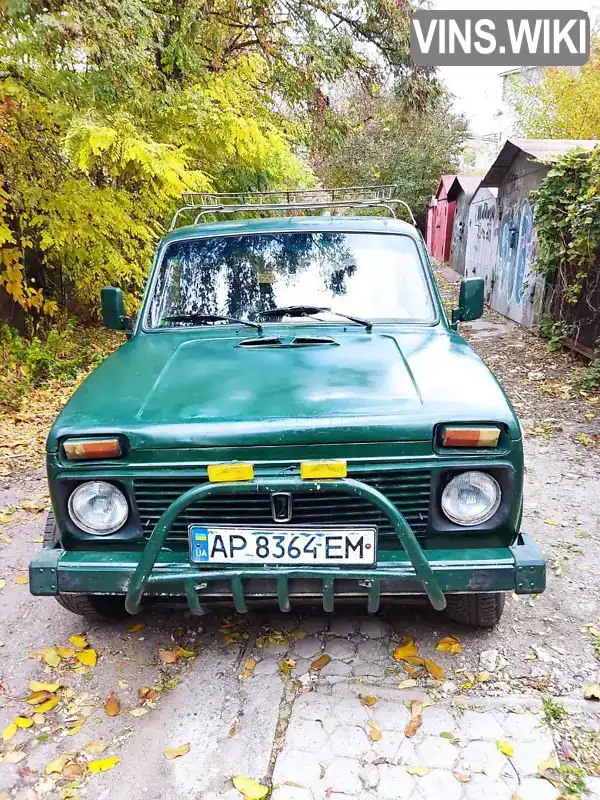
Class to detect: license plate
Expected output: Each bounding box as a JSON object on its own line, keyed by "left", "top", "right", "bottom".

{"left": 189, "top": 525, "right": 376, "bottom": 565}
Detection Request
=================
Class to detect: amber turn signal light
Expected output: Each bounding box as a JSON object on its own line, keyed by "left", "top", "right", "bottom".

{"left": 442, "top": 427, "right": 501, "bottom": 448}
{"left": 63, "top": 438, "right": 122, "bottom": 460}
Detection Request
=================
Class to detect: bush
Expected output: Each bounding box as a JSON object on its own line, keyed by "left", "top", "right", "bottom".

{"left": 0, "top": 323, "right": 121, "bottom": 412}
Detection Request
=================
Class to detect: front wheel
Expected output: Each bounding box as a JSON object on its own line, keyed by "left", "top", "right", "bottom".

{"left": 444, "top": 593, "right": 506, "bottom": 627}
{"left": 44, "top": 511, "right": 128, "bottom": 620}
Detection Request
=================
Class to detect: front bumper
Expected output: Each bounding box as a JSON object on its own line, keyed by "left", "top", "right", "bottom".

{"left": 30, "top": 476, "right": 546, "bottom": 614}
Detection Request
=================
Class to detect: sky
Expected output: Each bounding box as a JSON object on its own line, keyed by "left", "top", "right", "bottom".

{"left": 428, "top": 0, "right": 600, "bottom": 137}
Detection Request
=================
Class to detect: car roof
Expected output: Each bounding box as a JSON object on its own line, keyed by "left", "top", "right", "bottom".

{"left": 159, "top": 215, "right": 419, "bottom": 248}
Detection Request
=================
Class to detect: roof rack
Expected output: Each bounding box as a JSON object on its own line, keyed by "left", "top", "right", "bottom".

{"left": 169, "top": 185, "right": 416, "bottom": 230}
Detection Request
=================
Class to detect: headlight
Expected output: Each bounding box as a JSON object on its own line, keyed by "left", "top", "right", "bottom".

{"left": 441, "top": 471, "right": 501, "bottom": 526}
{"left": 68, "top": 481, "right": 129, "bottom": 535}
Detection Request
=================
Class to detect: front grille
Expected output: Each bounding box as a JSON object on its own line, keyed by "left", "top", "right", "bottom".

{"left": 133, "top": 469, "right": 432, "bottom": 545}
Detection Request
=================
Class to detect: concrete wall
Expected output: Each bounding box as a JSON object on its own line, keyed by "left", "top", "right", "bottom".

{"left": 464, "top": 188, "right": 499, "bottom": 304}
{"left": 492, "top": 152, "right": 547, "bottom": 327}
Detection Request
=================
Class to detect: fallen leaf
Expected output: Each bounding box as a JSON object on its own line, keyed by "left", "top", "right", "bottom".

{"left": 63, "top": 761, "right": 86, "bottom": 780}
{"left": 56, "top": 646, "right": 76, "bottom": 659}
{"left": 76, "top": 649, "right": 97, "bottom": 667}
{"left": 393, "top": 636, "right": 418, "bottom": 660}
{"left": 125, "top": 622, "right": 145, "bottom": 633}
{"left": 104, "top": 692, "right": 120, "bottom": 716}
{"left": 369, "top": 727, "right": 382, "bottom": 742}
{"left": 26, "top": 690, "right": 54, "bottom": 705}
{"left": 359, "top": 695, "right": 377, "bottom": 707}
{"left": 138, "top": 687, "right": 159, "bottom": 702}
{"left": 0, "top": 579, "right": 5, "bottom": 590}
{"left": 2, "top": 721, "right": 17, "bottom": 742}
{"left": 83, "top": 740, "right": 108, "bottom": 755}
{"left": 176, "top": 647, "right": 196, "bottom": 659}
{"left": 476, "top": 672, "right": 490, "bottom": 683}
{"left": 497, "top": 740, "right": 514, "bottom": 757}
{"left": 241, "top": 659, "right": 257, "bottom": 679}
{"left": 129, "top": 707, "right": 150, "bottom": 717}
{"left": 232, "top": 775, "right": 269, "bottom": 799}
{"left": 158, "top": 648, "right": 179, "bottom": 664}
{"left": 67, "top": 718, "right": 85, "bottom": 735}
{"left": 397, "top": 679, "right": 417, "bottom": 689}
{"left": 292, "top": 630, "right": 306, "bottom": 639}
{"left": 403, "top": 656, "right": 445, "bottom": 682}
{"left": 36, "top": 696, "right": 60, "bottom": 714}
{"left": 584, "top": 685, "right": 600, "bottom": 700}
{"left": 453, "top": 771, "right": 471, "bottom": 783}
{"left": 0, "top": 750, "right": 27, "bottom": 764}
{"left": 544, "top": 518, "right": 559, "bottom": 526}
{"left": 29, "top": 681, "right": 61, "bottom": 693}
{"left": 14, "top": 717, "right": 34, "bottom": 728}
{"left": 310, "top": 654, "right": 331, "bottom": 671}
{"left": 403, "top": 663, "right": 423, "bottom": 678}
{"left": 88, "top": 757, "right": 120, "bottom": 773}
{"left": 422, "top": 659, "right": 445, "bottom": 682}
{"left": 69, "top": 635, "right": 88, "bottom": 649}
{"left": 538, "top": 754, "right": 559, "bottom": 774}
{"left": 441, "top": 731, "right": 455, "bottom": 739}
{"left": 163, "top": 743, "right": 191, "bottom": 759}
{"left": 405, "top": 716, "right": 422, "bottom": 737}
{"left": 407, "top": 766, "right": 430, "bottom": 776}
{"left": 32, "top": 536, "right": 44, "bottom": 543}
{"left": 45, "top": 755, "right": 70, "bottom": 775}
{"left": 42, "top": 648, "right": 61, "bottom": 668}
{"left": 436, "top": 635, "right": 462, "bottom": 655}
{"left": 278, "top": 658, "right": 296, "bottom": 678}
{"left": 410, "top": 700, "right": 423, "bottom": 718}
{"left": 14, "top": 575, "right": 29, "bottom": 584}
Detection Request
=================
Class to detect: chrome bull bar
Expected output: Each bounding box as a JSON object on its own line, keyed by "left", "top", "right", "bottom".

{"left": 124, "top": 477, "right": 446, "bottom": 615}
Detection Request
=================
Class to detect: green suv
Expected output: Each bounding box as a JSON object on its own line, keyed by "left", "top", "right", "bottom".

{"left": 29, "top": 188, "right": 545, "bottom": 626}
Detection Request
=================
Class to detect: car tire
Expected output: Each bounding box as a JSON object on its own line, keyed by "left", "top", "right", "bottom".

{"left": 43, "top": 511, "right": 128, "bottom": 619}
{"left": 444, "top": 593, "right": 505, "bottom": 627}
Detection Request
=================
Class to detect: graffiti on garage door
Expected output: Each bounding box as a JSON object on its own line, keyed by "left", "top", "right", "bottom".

{"left": 492, "top": 199, "right": 544, "bottom": 327}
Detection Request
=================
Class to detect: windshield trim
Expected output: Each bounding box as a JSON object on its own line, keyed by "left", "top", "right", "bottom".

{"left": 140, "top": 229, "right": 441, "bottom": 333}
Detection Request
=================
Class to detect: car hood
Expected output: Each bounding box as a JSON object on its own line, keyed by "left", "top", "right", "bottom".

{"left": 48, "top": 327, "right": 520, "bottom": 450}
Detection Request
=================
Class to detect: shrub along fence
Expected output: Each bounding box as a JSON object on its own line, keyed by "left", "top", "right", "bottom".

{"left": 533, "top": 146, "right": 600, "bottom": 360}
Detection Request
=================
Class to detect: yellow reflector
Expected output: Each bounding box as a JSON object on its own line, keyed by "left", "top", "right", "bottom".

{"left": 300, "top": 460, "right": 347, "bottom": 480}
{"left": 207, "top": 463, "right": 254, "bottom": 482}
{"left": 63, "top": 438, "right": 122, "bottom": 460}
{"left": 442, "top": 427, "right": 501, "bottom": 448}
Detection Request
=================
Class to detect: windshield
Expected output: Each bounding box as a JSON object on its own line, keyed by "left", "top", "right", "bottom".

{"left": 145, "top": 231, "right": 436, "bottom": 328}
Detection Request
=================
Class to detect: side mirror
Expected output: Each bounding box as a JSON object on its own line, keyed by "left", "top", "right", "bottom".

{"left": 101, "top": 287, "right": 132, "bottom": 334}
{"left": 451, "top": 277, "right": 484, "bottom": 327}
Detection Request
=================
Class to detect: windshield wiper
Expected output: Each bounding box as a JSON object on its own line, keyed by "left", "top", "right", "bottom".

{"left": 162, "top": 314, "right": 262, "bottom": 332}
{"left": 260, "top": 305, "right": 372, "bottom": 333}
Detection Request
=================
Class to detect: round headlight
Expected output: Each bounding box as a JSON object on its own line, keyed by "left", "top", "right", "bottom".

{"left": 68, "top": 481, "right": 129, "bottom": 535}
{"left": 441, "top": 471, "right": 501, "bottom": 527}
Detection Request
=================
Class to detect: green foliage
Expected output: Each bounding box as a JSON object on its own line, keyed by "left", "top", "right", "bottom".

{"left": 573, "top": 357, "right": 600, "bottom": 392}
{"left": 542, "top": 696, "right": 568, "bottom": 725}
{"left": 532, "top": 147, "right": 600, "bottom": 358}
{"left": 0, "top": 0, "right": 432, "bottom": 323}
{"left": 540, "top": 313, "right": 570, "bottom": 352}
{"left": 0, "top": 324, "right": 121, "bottom": 411}
{"left": 509, "top": 43, "right": 600, "bottom": 139}
{"left": 315, "top": 87, "right": 468, "bottom": 214}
